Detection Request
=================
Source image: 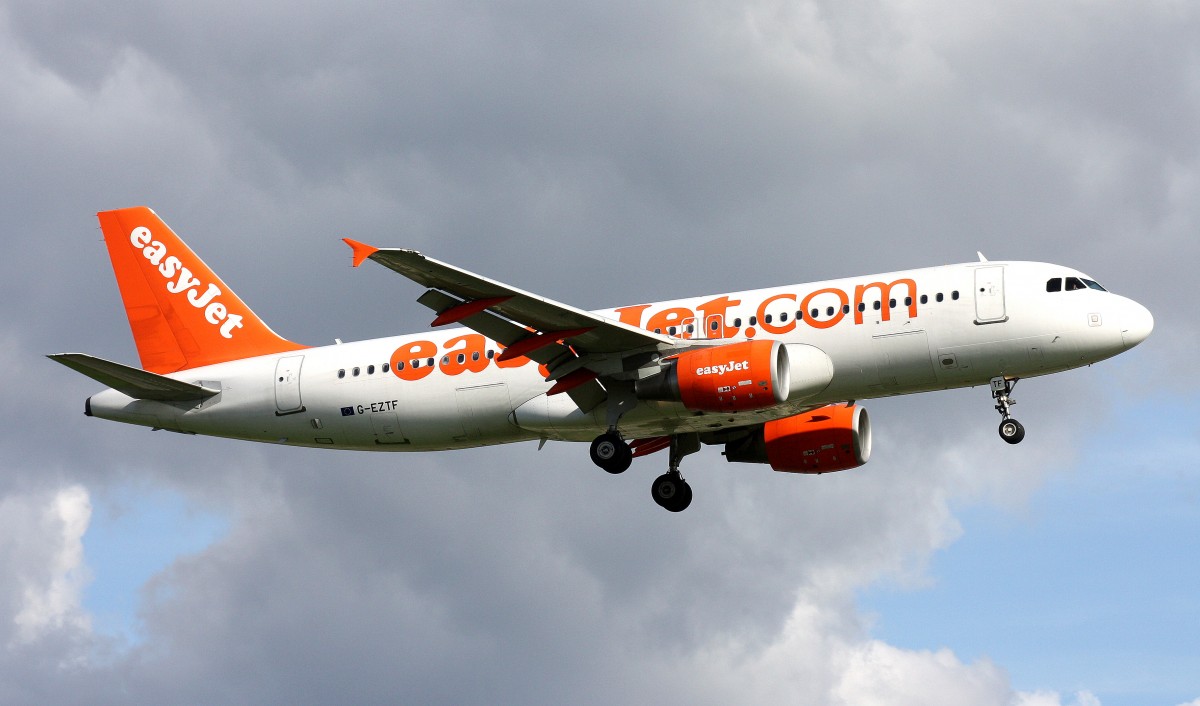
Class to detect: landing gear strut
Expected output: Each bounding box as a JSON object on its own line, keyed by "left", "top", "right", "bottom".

{"left": 590, "top": 430, "right": 632, "bottom": 474}
{"left": 651, "top": 434, "right": 699, "bottom": 512}
{"left": 990, "top": 376, "right": 1025, "bottom": 445}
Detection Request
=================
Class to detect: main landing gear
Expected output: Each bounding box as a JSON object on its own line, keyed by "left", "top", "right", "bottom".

{"left": 651, "top": 434, "right": 699, "bottom": 513}
{"left": 589, "top": 430, "right": 632, "bottom": 474}
{"left": 588, "top": 430, "right": 698, "bottom": 512}
{"left": 990, "top": 376, "right": 1025, "bottom": 445}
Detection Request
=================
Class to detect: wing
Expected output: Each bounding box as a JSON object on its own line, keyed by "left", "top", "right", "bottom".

{"left": 344, "top": 240, "right": 674, "bottom": 411}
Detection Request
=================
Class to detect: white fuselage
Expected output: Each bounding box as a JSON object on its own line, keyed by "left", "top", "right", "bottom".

{"left": 86, "top": 260, "right": 1153, "bottom": 450}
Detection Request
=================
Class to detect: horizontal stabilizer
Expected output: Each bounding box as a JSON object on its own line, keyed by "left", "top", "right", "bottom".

{"left": 47, "top": 353, "right": 219, "bottom": 401}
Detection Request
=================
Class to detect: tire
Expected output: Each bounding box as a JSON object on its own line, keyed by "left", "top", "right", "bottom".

{"left": 590, "top": 432, "right": 632, "bottom": 474}
{"left": 999, "top": 418, "right": 1025, "bottom": 445}
{"left": 651, "top": 474, "right": 692, "bottom": 512}
{"left": 667, "top": 482, "right": 692, "bottom": 512}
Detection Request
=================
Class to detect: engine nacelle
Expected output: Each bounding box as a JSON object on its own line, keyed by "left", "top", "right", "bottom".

{"left": 636, "top": 340, "right": 834, "bottom": 413}
{"left": 636, "top": 340, "right": 786, "bottom": 412}
{"left": 724, "top": 404, "right": 872, "bottom": 473}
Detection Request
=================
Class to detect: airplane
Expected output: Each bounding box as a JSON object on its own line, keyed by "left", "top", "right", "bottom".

{"left": 50, "top": 207, "right": 1154, "bottom": 512}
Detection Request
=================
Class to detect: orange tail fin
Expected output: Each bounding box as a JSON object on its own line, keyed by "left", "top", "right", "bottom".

{"left": 98, "top": 207, "right": 307, "bottom": 373}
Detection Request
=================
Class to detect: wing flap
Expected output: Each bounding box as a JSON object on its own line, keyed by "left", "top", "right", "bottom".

{"left": 416, "top": 288, "right": 607, "bottom": 412}
{"left": 416, "top": 290, "right": 574, "bottom": 366}
{"left": 48, "top": 353, "right": 220, "bottom": 401}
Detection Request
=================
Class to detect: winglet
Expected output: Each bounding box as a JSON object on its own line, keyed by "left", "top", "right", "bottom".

{"left": 343, "top": 238, "right": 379, "bottom": 268}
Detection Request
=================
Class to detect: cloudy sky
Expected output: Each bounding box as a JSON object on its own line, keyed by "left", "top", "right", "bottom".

{"left": 2, "top": 0, "right": 1197, "bottom": 703}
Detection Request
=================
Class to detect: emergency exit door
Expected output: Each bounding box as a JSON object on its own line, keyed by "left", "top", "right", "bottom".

{"left": 974, "top": 266, "right": 1007, "bottom": 324}
{"left": 274, "top": 355, "right": 305, "bottom": 414}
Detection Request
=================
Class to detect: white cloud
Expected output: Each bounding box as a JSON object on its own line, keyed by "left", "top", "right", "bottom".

{"left": 832, "top": 640, "right": 1009, "bottom": 706}
{"left": 1014, "top": 691, "right": 1101, "bottom": 706}
{"left": 0, "top": 485, "right": 92, "bottom": 645}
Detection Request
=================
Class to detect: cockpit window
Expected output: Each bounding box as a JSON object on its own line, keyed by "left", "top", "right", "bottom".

{"left": 1049, "top": 276, "right": 1107, "bottom": 293}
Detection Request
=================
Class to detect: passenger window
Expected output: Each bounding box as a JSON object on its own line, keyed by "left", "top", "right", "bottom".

{"left": 920, "top": 294, "right": 928, "bottom": 304}
{"left": 857, "top": 303, "right": 866, "bottom": 312}
{"left": 441, "top": 355, "right": 450, "bottom": 365}
{"left": 457, "top": 354, "right": 466, "bottom": 364}
{"left": 810, "top": 308, "right": 819, "bottom": 318}
{"left": 889, "top": 298, "right": 897, "bottom": 308}
{"left": 382, "top": 363, "right": 390, "bottom": 373}
{"left": 486, "top": 350, "right": 495, "bottom": 359}
{"left": 904, "top": 297, "right": 912, "bottom": 306}
{"left": 873, "top": 301, "right": 881, "bottom": 311}
{"left": 952, "top": 291, "right": 960, "bottom": 300}
{"left": 368, "top": 365, "right": 376, "bottom": 375}
{"left": 427, "top": 357, "right": 435, "bottom": 367}
{"left": 668, "top": 326, "right": 677, "bottom": 336}
{"left": 353, "top": 367, "right": 360, "bottom": 377}
{"left": 733, "top": 318, "right": 742, "bottom": 328}
{"left": 710, "top": 320, "right": 720, "bottom": 331}
{"left": 412, "top": 359, "right": 420, "bottom": 369}
{"left": 936, "top": 293, "right": 944, "bottom": 302}
{"left": 780, "top": 312, "right": 788, "bottom": 322}
{"left": 1046, "top": 278, "right": 1062, "bottom": 293}
{"left": 749, "top": 316, "right": 758, "bottom": 326}
{"left": 337, "top": 369, "right": 345, "bottom": 379}
{"left": 686, "top": 324, "right": 694, "bottom": 333}
{"left": 395, "top": 361, "right": 404, "bottom": 371}
{"left": 472, "top": 351, "right": 480, "bottom": 361}
{"left": 796, "top": 310, "right": 804, "bottom": 321}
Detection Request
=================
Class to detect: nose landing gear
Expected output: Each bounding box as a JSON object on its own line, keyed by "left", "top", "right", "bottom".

{"left": 991, "top": 376, "right": 1025, "bottom": 444}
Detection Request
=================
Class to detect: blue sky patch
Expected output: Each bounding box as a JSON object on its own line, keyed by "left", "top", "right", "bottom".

{"left": 82, "top": 485, "right": 229, "bottom": 646}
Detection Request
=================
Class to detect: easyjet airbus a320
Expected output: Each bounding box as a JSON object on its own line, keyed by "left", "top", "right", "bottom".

{"left": 52, "top": 207, "right": 1154, "bottom": 511}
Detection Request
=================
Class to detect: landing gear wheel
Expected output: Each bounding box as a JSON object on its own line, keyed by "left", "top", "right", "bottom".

{"left": 990, "top": 377, "right": 1025, "bottom": 446}
{"left": 998, "top": 418, "right": 1025, "bottom": 445}
{"left": 651, "top": 473, "right": 692, "bottom": 512}
{"left": 590, "top": 432, "right": 632, "bottom": 474}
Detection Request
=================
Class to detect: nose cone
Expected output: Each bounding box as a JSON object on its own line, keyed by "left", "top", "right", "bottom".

{"left": 1121, "top": 300, "right": 1154, "bottom": 350}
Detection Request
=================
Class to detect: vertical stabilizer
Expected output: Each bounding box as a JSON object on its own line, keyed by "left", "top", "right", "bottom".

{"left": 97, "top": 207, "right": 307, "bottom": 373}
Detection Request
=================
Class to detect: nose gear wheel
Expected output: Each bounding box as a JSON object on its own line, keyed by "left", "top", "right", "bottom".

{"left": 990, "top": 377, "right": 1025, "bottom": 444}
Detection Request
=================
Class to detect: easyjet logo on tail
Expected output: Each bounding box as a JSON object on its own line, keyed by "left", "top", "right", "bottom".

{"left": 129, "top": 226, "right": 244, "bottom": 338}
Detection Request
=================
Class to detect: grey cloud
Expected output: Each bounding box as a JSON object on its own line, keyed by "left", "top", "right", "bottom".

{"left": 1, "top": 0, "right": 1196, "bottom": 704}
